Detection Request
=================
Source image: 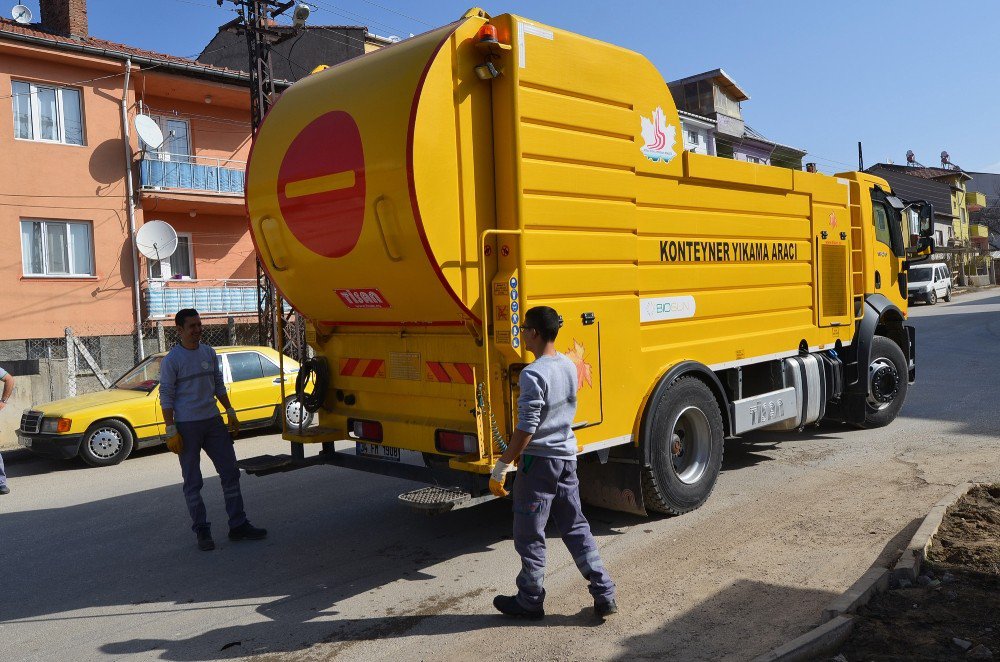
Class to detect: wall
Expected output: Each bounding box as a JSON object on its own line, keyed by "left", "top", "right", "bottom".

{"left": 147, "top": 211, "right": 255, "bottom": 281}
{"left": 0, "top": 46, "right": 139, "bottom": 341}
{"left": 139, "top": 93, "right": 250, "bottom": 163}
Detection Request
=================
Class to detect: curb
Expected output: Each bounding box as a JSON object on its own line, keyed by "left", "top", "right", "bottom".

{"left": 753, "top": 482, "right": 978, "bottom": 661}
{"left": 892, "top": 481, "right": 975, "bottom": 583}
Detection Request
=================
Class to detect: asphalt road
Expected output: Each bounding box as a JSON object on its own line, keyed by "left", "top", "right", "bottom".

{"left": 2, "top": 289, "right": 999, "bottom": 661}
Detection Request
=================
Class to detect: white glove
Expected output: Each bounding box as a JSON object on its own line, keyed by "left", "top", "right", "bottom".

{"left": 165, "top": 424, "right": 177, "bottom": 437}
{"left": 489, "top": 460, "right": 513, "bottom": 497}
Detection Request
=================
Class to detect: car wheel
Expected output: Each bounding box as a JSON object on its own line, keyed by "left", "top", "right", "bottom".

{"left": 862, "top": 336, "right": 908, "bottom": 429}
{"left": 944, "top": 287, "right": 952, "bottom": 302}
{"left": 281, "top": 395, "right": 314, "bottom": 432}
{"left": 79, "top": 419, "right": 134, "bottom": 467}
{"left": 927, "top": 290, "right": 937, "bottom": 305}
{"left": 641, "top": 377, "right": 725, "bottom": 515}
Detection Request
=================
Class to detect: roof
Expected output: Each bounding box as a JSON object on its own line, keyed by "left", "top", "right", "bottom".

{"left": 677, "top": 109, "right": 716, "bottom": 126}
{"left": 667, "top": 68, "right": 750, "bottom": 102}
{"left": 0, "top": 17, "right": 255, "bottom": 84}
{"left": 866, "top": 164, "right": 955, "bottom": 220}
{"left": 966, "top": 171, "right": 1000, "bottom": 203}
{"left": 889, "top": 164, "right": 972, "bottom": 183}
{"left": 198, "top": 25, "right": 370, "bottom": 82}
{"left": 743, "top": 124, "right": 806, "bottom": 155}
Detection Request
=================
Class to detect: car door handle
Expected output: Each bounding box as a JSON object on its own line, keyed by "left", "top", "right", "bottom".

{"left": 273, "top": 377, "right": 285, "bottom": 384}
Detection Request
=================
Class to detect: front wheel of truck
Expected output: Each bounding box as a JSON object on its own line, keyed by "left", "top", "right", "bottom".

{"left": 862, "top": 336, "right": 908, "bottom": 428}
{"left": 641, "top": 377, "right": 725, "bottom": 515}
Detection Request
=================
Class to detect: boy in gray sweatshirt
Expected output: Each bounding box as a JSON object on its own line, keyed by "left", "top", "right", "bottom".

{"left": 490, "top": 306, "right": 617, "bottom": 620}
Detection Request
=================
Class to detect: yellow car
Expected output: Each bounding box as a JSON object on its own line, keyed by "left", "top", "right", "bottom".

{"left": 17, "top": 346, "right": 310, "bottom": 467}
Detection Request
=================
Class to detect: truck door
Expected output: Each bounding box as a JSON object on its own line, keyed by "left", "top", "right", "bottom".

{"left": 870, "top": 188, "right": 907, "bottom": 309}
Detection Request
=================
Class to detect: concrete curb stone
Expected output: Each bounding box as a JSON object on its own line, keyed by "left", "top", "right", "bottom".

{"left": 754, "top": 482, "right": 978, "bottom": 661}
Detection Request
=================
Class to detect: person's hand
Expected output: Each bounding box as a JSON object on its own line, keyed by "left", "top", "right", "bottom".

{"left": 165, "top": 424, "right": 183, "bottom": 454}
{"left": 226, "top": 408, "right": 240, "bottom": 438}
{"left": 489, "top": 460, "right": 513, "bottom": 498}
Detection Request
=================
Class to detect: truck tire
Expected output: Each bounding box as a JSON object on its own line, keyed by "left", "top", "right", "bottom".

{"left": 641, "top": 377, "right": 724, "bottom": 515}
{"left": 79, "top": 419, "right": 134, "bottom": 467}
{"left": 862, "top": 335, "right": 908, "bottom": 428}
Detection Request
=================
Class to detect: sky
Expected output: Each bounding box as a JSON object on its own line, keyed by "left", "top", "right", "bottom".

{"left": 11, "top": 0, "right": 1000, "bottom": 174}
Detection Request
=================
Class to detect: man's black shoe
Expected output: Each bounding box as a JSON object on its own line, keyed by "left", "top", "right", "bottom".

{"left": 228, "top": 521, "right": 267, "bottom": 541}
{"left": 493, "top": 594, "right": 544, "bottom": 620}
{"left": 0, "top": 485, "right": 9, "bottom": 495}
{"left": 196, "top": 529, "right": 215, "bottom": 551}
{"left": 595, "top": 599, "right": 618, "bottom": 619}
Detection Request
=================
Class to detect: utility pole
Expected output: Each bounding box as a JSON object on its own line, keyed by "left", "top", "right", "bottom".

{"left": 217, "top": 0, "right": 297, "bottom": 348}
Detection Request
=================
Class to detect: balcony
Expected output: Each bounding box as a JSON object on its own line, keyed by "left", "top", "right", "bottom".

{"left": 139, "top": 153, "right": 245, "bottom": 195}
{"left": 143, "top": 279, "right": 257, "bottom": 320}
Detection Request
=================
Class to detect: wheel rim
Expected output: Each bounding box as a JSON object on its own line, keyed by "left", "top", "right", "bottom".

{"left": 285, "top": 399, "right": 306, "bottom": 428}
{"left": 668, "top": 406, "right": 711, "bottom": 485}
{"left": 867, "top": 358, "right": 900, "bottom": 410}
{"left": 89, "top": 427, "right": 123, "bottom": 459}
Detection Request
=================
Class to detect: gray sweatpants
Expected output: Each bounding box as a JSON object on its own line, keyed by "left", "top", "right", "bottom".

{"left": 512, "top": 455, "right": 616, "bottom": 611}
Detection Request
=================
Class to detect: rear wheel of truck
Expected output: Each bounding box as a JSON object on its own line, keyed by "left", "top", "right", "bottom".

{"left": 641, "top": 377, "right": 725, "bottom": 515}
{"left": 79, "top": 419, "right": 134, "bottom": 467}
{"left": 863, "top": 335, "right": 908, "bottom": 428}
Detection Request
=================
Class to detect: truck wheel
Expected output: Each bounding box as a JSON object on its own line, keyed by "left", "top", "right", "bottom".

{"left": 79, "top": 419, "right": 134, "bottom": 467}
{"left": 641, "top": 377, "right": 724, "bottom": 515}
{"left": 863, "top": 336, "right": 908, "bottom": 428}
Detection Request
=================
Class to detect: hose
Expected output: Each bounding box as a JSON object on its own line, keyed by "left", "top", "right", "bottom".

{"left": 476, "top": 382, "right": 507, "bottom": 454}
{"left": 295, "top": 356, "right": 329, "bottom": 413}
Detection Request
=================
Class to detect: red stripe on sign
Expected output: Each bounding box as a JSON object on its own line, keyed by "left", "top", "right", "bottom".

{"left": 362, "top": 359, "right": 384, "bottom": 378}
{"left": 455, "top": 363, "right": 474, "bottom": 384}
{"left": 341, "top": 358, "right": 361, "bottom": 376}
{"left": 427, "top": 362, "right": 451, "bottom": 383}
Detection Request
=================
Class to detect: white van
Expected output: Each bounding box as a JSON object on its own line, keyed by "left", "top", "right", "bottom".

{"left": 907, "top": 263, "right": 952, "bottom": 304}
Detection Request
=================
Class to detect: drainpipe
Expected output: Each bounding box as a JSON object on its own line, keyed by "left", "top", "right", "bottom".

{"left": 121, "top": 57, "right": 145, "bottom": 360}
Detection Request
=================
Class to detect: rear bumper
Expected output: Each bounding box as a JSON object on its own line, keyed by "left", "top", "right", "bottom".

{"left": 17, "top": 432, "right": 83, "bottom": 459}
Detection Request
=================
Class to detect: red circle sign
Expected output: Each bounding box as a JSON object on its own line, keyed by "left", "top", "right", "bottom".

{"left": 277, "top": 111, "right": 366, "bottom": 258}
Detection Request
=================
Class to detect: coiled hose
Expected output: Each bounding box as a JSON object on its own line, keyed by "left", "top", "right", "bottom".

{"left": 295, "top": 356, "right": 330, "bottom": 413}
{"left": 476, "top": 382, "right": 507, "bottom": 453}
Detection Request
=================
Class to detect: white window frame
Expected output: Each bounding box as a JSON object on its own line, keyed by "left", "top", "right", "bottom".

{"left": 19, "top": 219, "right": 95, "bottom": 278}
{"left": 147, "top": 232, "right": 195, "bottom": 280}
{"left": 144, "top": 115, "right": 192, "bottom": 161}
{"left": 11, "top": 80, "right": 85, "bottom": 146}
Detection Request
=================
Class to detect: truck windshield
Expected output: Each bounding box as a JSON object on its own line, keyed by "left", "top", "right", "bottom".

{"left": 113, "top": 356, "right": 163, "bottom": 392}
{"left": 909, "top": 267, "right": 932, "bottom": 283}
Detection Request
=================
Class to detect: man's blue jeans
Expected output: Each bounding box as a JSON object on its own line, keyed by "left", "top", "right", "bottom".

{"left": 176, "top": 415, "right": 247, "bottom": 533}
{"left": 0, "top": 450, "right": 6, "bottom": 488}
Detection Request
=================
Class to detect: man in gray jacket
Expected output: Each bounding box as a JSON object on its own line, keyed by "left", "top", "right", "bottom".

{"left": 489, "top": 306, "right": 617, "bottom": 620}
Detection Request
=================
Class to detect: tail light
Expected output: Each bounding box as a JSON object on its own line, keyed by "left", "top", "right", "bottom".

{"left": 435, "top": 430, "right": 478, "bottom": 454}
{"left": 349, "top": 419, "right": 383, "bottom": 442}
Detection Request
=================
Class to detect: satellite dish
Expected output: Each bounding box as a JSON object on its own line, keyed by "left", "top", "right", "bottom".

{"left": 135, "top": 221, "right": 178, "bottom": 261}
{"left": 11, "top": 4, "right": 31, "bottom": 24}
{"left": 134, "top": 114, "right": 164, "bottom": 150}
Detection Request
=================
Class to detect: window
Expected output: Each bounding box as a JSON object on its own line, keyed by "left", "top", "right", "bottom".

{"left": 872, "top": 203, "right": 893, "bottom": 248}
{"left": 746, "top": 155, "right": 763, "bottom": 164}
{"left": 259, "top": 354, "right": 281, "bottom": 377}
{"left": 11, "top": 80, "right": 84, "bottom": 145}
{"left": 227, "top": 352, "right": 265, "bottom": 382}
{"left": 148, "top": 233, "right": 194, "bottom": 279}
{"left": 142, "top": 115, "right": 191, "bottom": 162}
{"left": 20, "top": 220, "right": 94, "bottom": 277}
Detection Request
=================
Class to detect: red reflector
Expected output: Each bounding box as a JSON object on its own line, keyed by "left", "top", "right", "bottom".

{"left": 436, "top": 430, "right": 477, "bottom": 454}
{"left": 350, "top": 419, "right": 383, "bottom": 442}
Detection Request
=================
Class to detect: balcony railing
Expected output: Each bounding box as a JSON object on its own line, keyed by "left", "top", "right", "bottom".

{"left": 139, "top": 152, "right": 246, "bottom": 195}
{"left": 143, "top": 278, "right": 257, "bottom": 319}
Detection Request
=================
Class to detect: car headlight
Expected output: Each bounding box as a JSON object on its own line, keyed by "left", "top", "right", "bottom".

{"left": 41, "top": 417, "right": 72, "bottom": 433}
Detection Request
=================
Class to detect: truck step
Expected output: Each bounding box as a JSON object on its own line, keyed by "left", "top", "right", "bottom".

{"left": 238, "top": 454, "right": 295, "bottom": 475}
{"left": 398, "top": 486, "right": 496, "bottom": 514}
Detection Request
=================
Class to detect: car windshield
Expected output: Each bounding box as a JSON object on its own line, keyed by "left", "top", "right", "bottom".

{"left": 113, "top": 356, "right": 163, "bottom": 392}
{"left": 909, "top": 267, "right": 932, "bottom": 283}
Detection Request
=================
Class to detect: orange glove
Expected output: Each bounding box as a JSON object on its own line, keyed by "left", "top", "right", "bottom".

{"left": 489, "top": 460, "right": 513, "bottom": 498}
{"left": 165, "top": 425, "right": 183, "bottom": 454}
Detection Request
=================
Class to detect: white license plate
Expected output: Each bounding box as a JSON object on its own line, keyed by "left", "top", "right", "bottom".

{"left": 356, "top": 442, "right": 400, "bottom": 462}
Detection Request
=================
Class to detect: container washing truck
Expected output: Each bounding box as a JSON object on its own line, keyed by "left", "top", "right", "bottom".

{"left": 240, "top": 8, "right": 935, "bottom": 516}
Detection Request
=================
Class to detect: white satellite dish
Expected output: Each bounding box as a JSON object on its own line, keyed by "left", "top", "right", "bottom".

{"left": 134, "top": 114, "right": 164, "bottom": 150}
{"left": 11, "top": 4, "right": 31, "bottom": 24}
{"left": 135, "top": 221, "right": 178, "bottom": 261}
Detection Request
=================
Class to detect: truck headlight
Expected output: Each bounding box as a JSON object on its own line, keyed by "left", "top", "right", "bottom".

{"left": 41, "top": 417, "right": 72, "bottom": 433}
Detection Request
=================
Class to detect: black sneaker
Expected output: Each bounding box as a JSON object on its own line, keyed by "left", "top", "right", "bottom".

{"left": 228, "top": 521, "right": 267, "bottom": 541}
{"left": 196, "top": 528, "right": 215, "bottom": 552}
{"left": 493, "top": 594, "right": 544, "bottom": 620}
{"left": 595, "top": 599, "right": 618, "bottom": 620}
{"left": 0, "top": 485, "right": 9, "bottom": 495}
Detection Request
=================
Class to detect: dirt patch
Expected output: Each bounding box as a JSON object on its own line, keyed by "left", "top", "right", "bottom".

{"left": 832, "top": 485, "right": 1000, "bottom": 661}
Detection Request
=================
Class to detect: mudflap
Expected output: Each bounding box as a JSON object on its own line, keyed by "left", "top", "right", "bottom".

{"left": 577, "top": 457, "right": 647, "bottom": 516}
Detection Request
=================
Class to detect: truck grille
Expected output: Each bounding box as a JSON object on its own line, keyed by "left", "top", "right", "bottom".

{"left": 20, "top": 410, "right": 43, "bottom": 434}
{"left": 821, "top": 244, "right": 849, "bottom": 318}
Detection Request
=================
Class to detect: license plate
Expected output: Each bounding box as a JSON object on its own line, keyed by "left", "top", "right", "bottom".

{"left": 356, "top": 442, "right": 400, "bottom": 462}
{"left": 19, "top": 436, "right": 32, "bottom": 448}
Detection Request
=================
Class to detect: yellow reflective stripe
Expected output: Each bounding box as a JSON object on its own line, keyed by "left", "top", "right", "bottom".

{"left": 284, "top": 171, "right": 355, "bottom": 198}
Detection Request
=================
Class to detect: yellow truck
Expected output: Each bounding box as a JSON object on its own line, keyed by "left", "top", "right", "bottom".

{"left": 241, "top": 9, "right": 935, "bottom": 515}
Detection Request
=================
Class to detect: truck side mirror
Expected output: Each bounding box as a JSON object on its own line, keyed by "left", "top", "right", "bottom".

{"left": 917, "top": 203, "right": 934, "bottom": 237}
